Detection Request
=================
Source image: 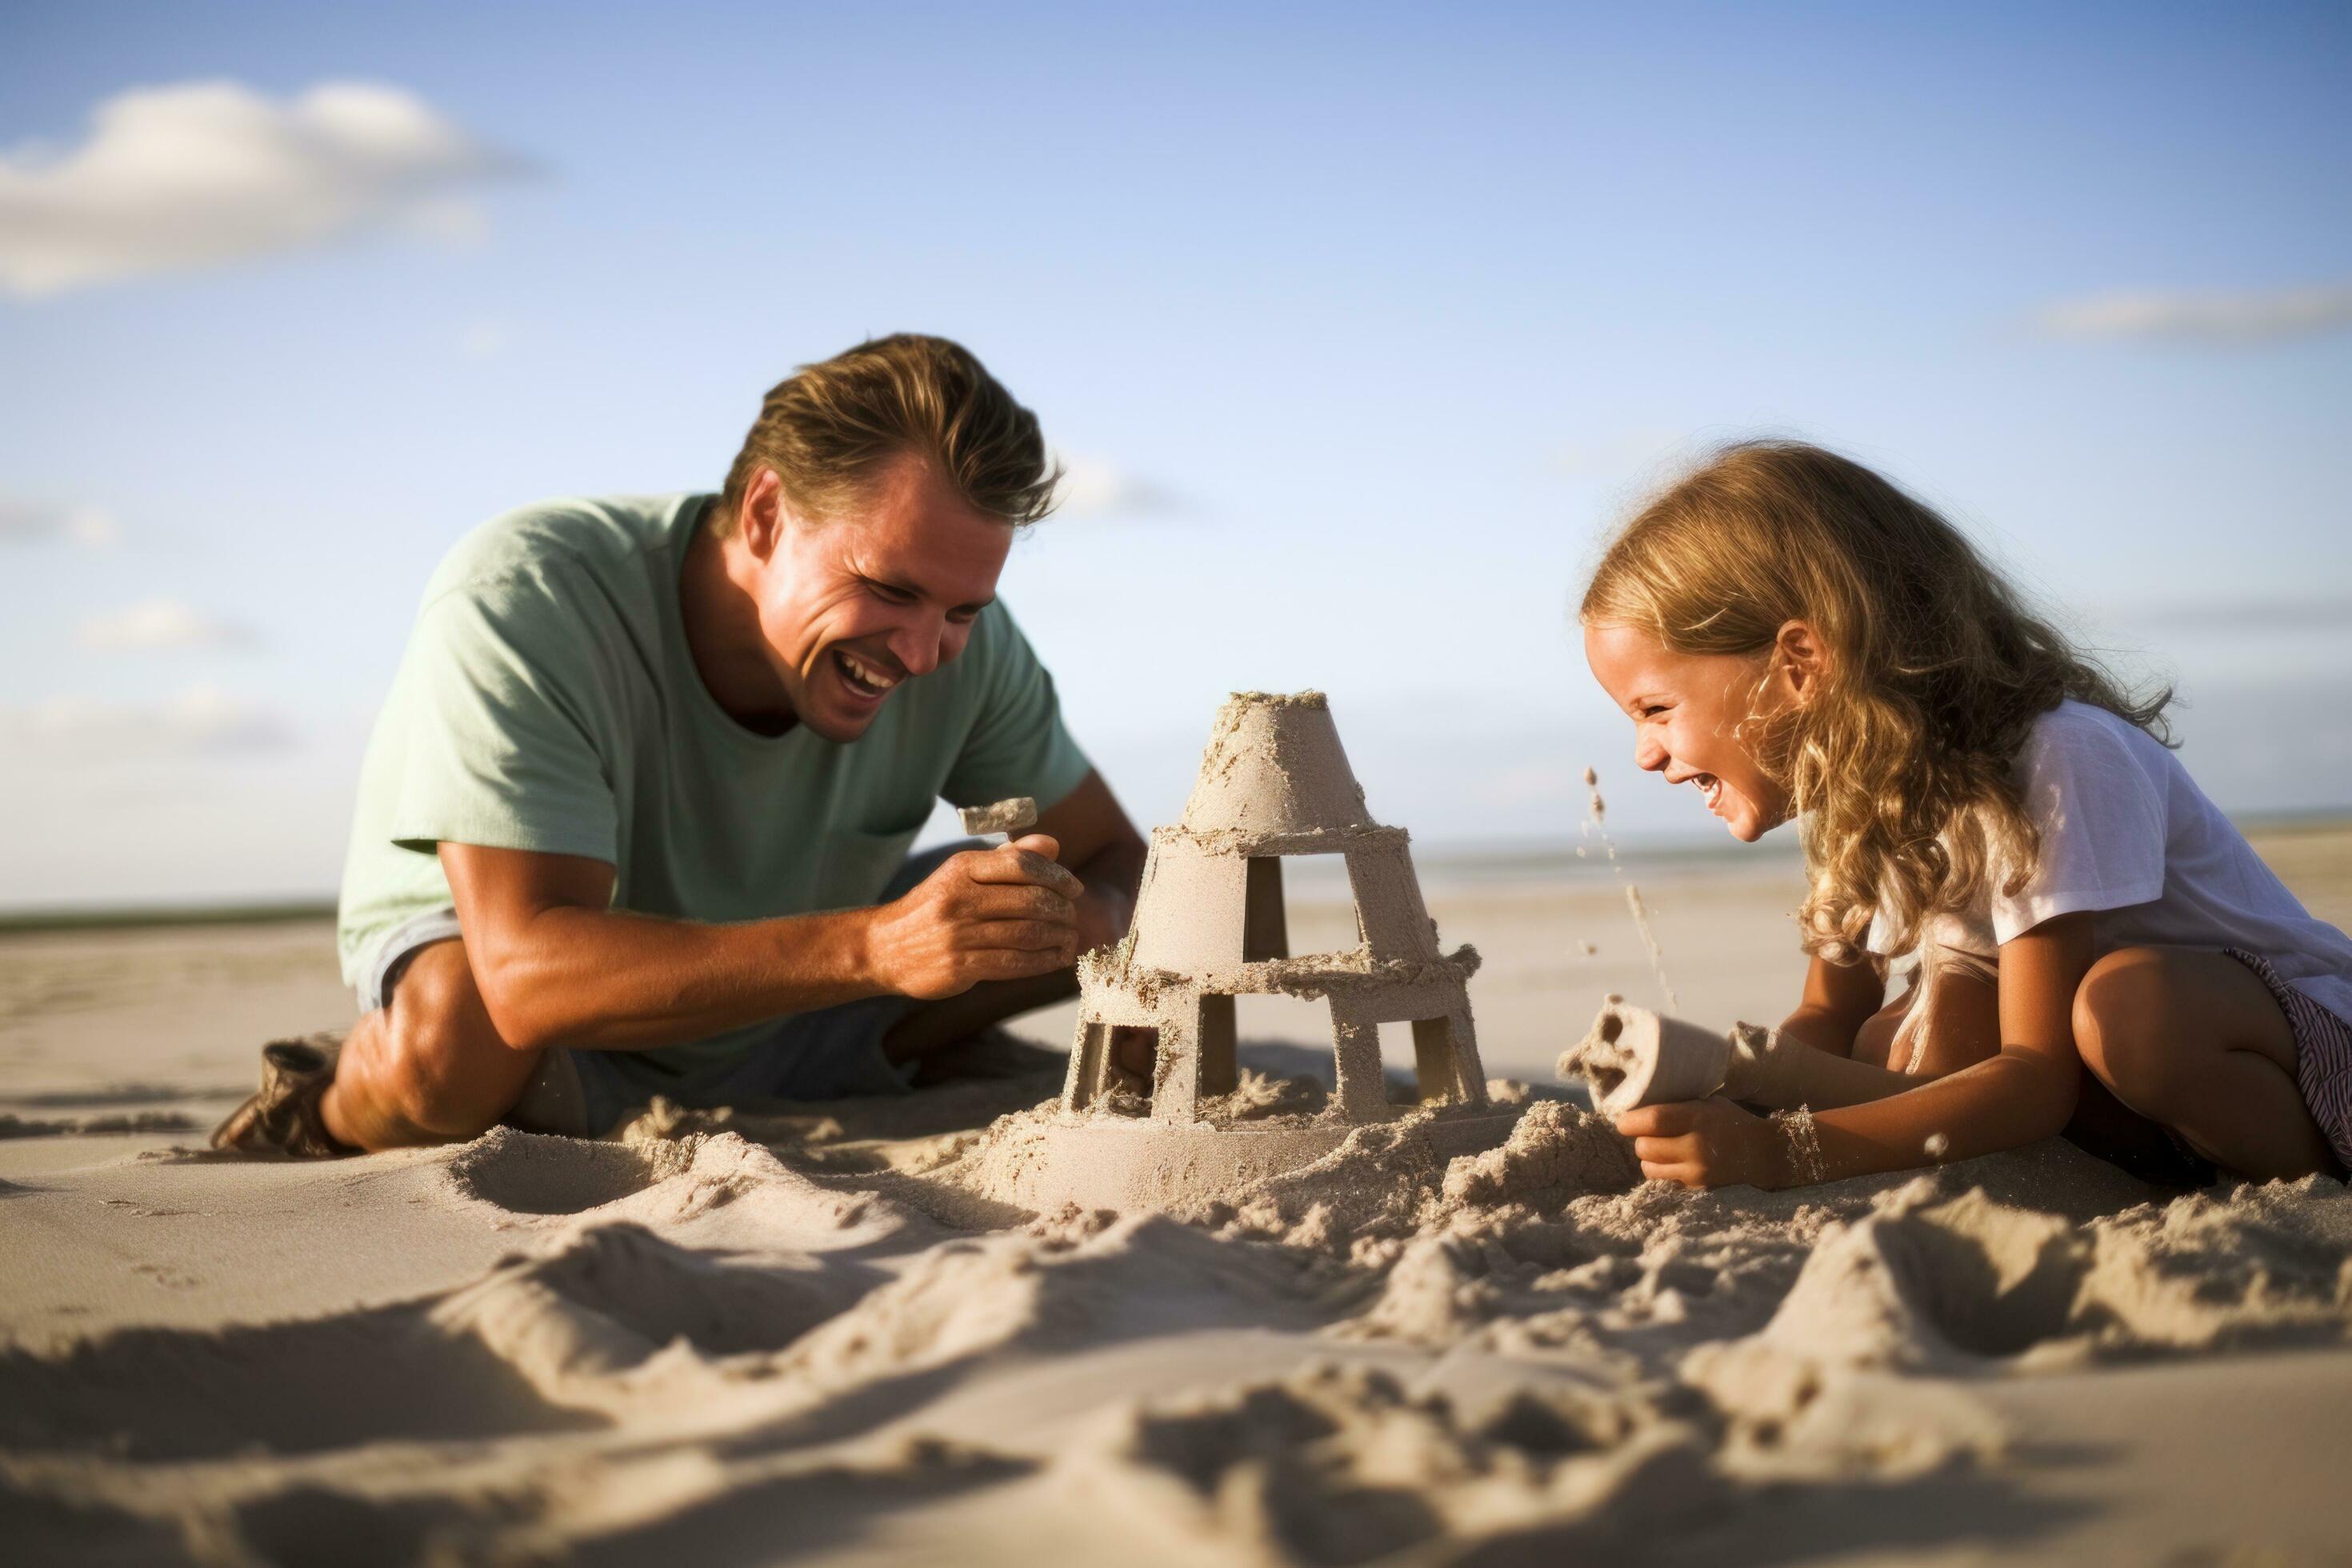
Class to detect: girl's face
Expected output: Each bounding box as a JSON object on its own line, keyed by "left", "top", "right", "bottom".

{"left": 1582, "top": 621, "right": 1800, "bottom": 842}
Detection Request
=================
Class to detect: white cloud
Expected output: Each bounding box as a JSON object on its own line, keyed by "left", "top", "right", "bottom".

{"left": 2, "top": 685, "right": 293, "bottom": 762}
{"left": 2034, "top": 282, "right": 2352, "bottom": 345}
{"left": 0, "top": 496, "right": 118, "bottom": 547}
{"left": 458, "top": 318, "right": 513, "bottom": 358}
{"left": 0, "top": 79, "right": 525, "bottom": 297}
{"left": 1053, "top": 454, "right": 1182, "bottom": 518}
{"left": 77, "top": 597, "right": 253, "bottom": 651}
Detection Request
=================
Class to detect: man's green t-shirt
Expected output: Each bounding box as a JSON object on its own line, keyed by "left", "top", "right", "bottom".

{"left": 337, "top": 493, "right": 1091, "bottom": 1076}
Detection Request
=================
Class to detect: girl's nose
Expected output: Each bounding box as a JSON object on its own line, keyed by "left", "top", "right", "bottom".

{"left": 1634, "top": 733, "right": 1668, "bottom": 773}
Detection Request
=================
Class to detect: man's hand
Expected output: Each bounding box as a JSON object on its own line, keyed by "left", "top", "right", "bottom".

{"left": 1614, "top": 1097, "right": 1793, "bottom": 1190}
{"left": 866, "top": 832, "right": 1083, "bottom": 1000}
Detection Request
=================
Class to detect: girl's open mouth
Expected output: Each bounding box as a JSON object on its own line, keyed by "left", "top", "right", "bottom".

{"left": 1696, "top": 773, "right": 1726, "bottom": 815}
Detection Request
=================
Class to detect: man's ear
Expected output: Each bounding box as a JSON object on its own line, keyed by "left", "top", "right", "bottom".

{"left": 738, "top": 468, "right": 786, "bottom": 562}
{"left": 1774, "top": 619, "right": 1827, "bottom": 706}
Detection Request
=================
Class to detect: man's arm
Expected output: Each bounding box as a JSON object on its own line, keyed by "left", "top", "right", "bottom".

{"left": 877, "top": 770, "right": 1149, "bottom": 1064}
{"left": 441, "top": 834, "right": 1083, "bottom": 1053}
{"left": 1030, "top": 769, "right": 1149, "bottom": 954}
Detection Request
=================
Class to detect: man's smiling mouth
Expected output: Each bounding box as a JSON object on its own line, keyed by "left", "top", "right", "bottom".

{"left": 834, "top": 649, "right": 901, "bottom": 701}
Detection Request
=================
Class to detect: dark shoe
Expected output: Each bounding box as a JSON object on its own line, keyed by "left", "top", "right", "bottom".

{"left": 210, "top": 1032, "right": 358, "bottom": 1158}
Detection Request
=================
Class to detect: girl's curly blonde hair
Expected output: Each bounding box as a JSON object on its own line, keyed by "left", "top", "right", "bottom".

{"left": 1581, "top": 441, "right": 2172, "bottom": 965}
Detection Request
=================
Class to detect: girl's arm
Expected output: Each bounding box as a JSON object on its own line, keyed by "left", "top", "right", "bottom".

{"left": 1732, "top": 950, "right": 1938, "bottom": 1111}
{"left": 1622, "top": 914, "right": 2094, "bottom": 1187}
{"left": 1776, "top": 951, "right": 1886, "bottom": 1057}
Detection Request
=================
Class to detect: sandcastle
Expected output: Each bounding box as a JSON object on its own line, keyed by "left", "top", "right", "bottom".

{"left": 1006, "top": 691, "right": 1522, "bottom": 1210}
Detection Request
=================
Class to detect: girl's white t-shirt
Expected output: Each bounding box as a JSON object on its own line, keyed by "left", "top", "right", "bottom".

{"left": 1866, "top": 701, "right": 2352, "bottom": 1026}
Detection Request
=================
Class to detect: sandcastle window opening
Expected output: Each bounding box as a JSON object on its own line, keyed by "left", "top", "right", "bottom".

{"left": 1068, "top": 1021, "right": 1164, "bottom": 1110}
{"left": 1406, "top": 1016, "right": 1474, "bottom": 1105}
{"left": 1241, "top": 853, "right": 1368, "bottom": 964}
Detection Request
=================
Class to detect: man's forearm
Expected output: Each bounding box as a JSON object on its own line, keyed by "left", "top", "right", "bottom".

{"left": 1070, "top": 837, "right": 1147, "bottom": 953}
{"left": 878, "top": 835, "right": 1146, "bottom": 1064}
{"left": 474, "top": 904, "right": 882, "bottom": 1052}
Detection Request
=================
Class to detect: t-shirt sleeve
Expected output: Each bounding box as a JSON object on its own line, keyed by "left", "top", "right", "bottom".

{"left": 386, "top": 569, "right": 622, "bottom": 865}
{"left": 1990, "top": 710, "right": 2170, "bottom": 943}
{"left": 940, "top": 602, "right": 1093, "bottom": 813}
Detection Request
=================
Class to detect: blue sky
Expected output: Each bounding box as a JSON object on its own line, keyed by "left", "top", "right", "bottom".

{"left": 2, "top": 1, "right": 2347, "bottom": 909}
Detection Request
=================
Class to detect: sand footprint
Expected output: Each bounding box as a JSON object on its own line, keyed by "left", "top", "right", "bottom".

{"left": 432, "top": 1221, "right": 870, "bottom": 1417}
{"left": 442, "top": 1128, "right": 669, "bottom": 1215}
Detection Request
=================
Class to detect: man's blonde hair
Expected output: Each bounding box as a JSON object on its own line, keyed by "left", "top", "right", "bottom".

{"left": 1582, "top": 441, "right": 2172, "bottom": 965}
{"left": 720, "top": 334, "right": 1059, "bottom": 530}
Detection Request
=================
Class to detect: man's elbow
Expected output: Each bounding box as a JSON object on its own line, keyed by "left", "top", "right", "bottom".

{"left": 468, "top": 946, "right": 566, "bottom": 1054}
{"left": 1102, "top": 822, "right": 1149, "bottom": 879}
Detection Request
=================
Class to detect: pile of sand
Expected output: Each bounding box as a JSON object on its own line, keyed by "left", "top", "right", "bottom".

{"left": 5, "top": 1060, "right": 2350, "bottom": 1562}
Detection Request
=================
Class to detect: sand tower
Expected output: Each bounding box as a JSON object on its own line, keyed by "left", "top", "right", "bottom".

{"left": 1003, "top": 691, "right": 1519, "bottom": 1211}
{"left": 1063, "top": 691, "right": 1490, "bottom": 1122}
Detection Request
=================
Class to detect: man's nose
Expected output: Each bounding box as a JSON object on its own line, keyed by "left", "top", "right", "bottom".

{"left": 1634, "top": 732, "right": 1669, "bottom": 773}
{"left": 886, "top": 615, "right": 945, "bottom": 678}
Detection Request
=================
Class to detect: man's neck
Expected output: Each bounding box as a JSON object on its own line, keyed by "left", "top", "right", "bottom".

{"left": 678, "top": 504, "right": 800, "bottom": 736}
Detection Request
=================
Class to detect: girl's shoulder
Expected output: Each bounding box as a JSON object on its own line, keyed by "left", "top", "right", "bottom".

{"left": 2019, "top": 698, "right": 2165, "bottom": 766}
{"left": 2012, "top": 700, "right": 2181, "bottom": 816}
{"left": 1989, "top": 701, "right": 2199, "bottom": 945}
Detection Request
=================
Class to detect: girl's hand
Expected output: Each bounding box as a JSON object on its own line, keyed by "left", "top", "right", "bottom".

{"left": 1614, "top": 1097, "right": 1793, "bottom": 1189}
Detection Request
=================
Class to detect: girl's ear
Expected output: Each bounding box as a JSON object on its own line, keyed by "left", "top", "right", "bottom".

{"left": 1774, "top": 619, "right": 1827, "bottom": 706}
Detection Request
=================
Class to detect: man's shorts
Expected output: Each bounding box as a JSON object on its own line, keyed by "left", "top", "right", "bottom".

{"left": 353, "top": 842, "right": 975, "bottom": 1138}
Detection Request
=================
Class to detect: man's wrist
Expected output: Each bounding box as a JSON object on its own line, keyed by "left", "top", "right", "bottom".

{"left": 841, "top": 903, "right": 890, "bottom": 996}
{"left": 1078, "top": 885, "right": 1133, "bottom": 954}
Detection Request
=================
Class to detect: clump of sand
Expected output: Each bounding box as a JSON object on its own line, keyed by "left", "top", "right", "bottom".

{"left": 7, "top": 1057, "right": 2351, "bottom": 1563}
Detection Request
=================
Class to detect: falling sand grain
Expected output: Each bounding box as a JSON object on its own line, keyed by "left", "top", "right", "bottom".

{"left": 1579, "top": 766, "right": 1679, "bottom": 1010}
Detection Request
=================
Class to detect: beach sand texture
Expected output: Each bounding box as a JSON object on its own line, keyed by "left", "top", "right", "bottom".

{"left": 3, "top": 824, "right": 2350, "bottom": 1564}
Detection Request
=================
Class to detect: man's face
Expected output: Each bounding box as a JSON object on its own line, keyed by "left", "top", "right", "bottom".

{"left": 747, "top": 450, "right": 1013, "bottom": 742}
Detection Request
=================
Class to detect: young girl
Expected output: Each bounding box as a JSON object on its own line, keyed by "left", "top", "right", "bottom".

{"left": 1581, "top": 441, "right": 2352, "bottom": 1190}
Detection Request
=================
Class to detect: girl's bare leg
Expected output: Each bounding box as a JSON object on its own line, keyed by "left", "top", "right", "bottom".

{"left": 2072, "top": 946, "right": 2342, "bottom": 1181}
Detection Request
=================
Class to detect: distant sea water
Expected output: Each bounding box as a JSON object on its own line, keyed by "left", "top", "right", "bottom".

{"left": 1301, "top": 834, "right": 1804, "bottom": 901}
{"left": 5, "top": 814, "right": 2341, "bottom": 932}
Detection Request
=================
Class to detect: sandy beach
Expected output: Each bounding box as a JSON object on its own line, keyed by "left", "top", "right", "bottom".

{"left": 5, "top": 825, "right": 2350, "bottom": 1564}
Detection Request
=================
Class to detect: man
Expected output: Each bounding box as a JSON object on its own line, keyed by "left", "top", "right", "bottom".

{"left": 216, "top": 334, "right": 1147, "bottom": 1154}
